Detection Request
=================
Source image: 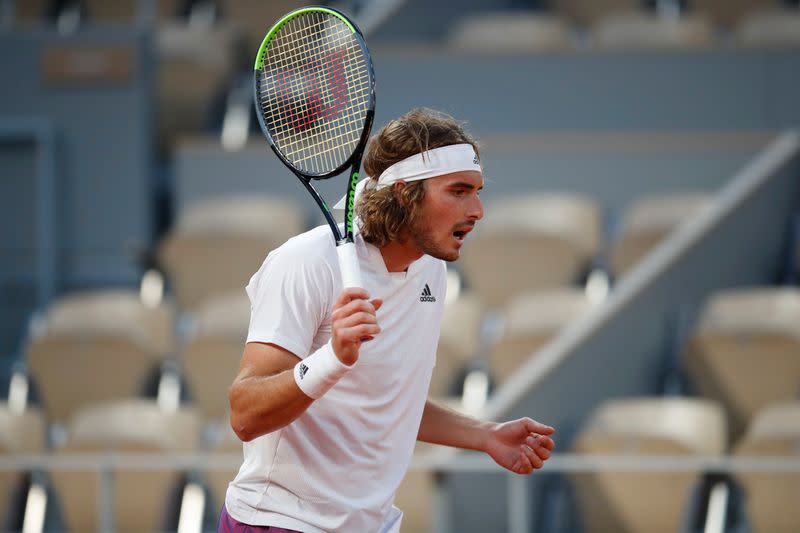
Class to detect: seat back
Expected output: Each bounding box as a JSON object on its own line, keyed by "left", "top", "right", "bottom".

{"left": 736, "top": 7, "right": 800, "bottom": 47}
{"left": 219, "top": 0, "right": 308, "bottom": 55}
{"left": 50, "top": 400, "right": 200, "bottom": 532}
{"left": 611, "top": 193, "right": 710, "bottom": 276}
{"left": 205, "top": 422, "right": 243, "bottom": 512}
{"left": 684, "top": 287, "right": 800, "bottom": 440}
{"left": 430, "top": 292, "right": 483, "bottom": 398}
{"left": 158, "top": 195, "right": 305, "bottom": 310}
{"left": 734, "top": 402, "right": 800, "bottom": 533}
{"left": 26, "top": 290, "right": 173, "bottom": 423}
{"left": 592, "top": 11, "right": 714, "bottom": 50}
{"left": 447, "top": 11, "right": 571, "bottom": 53}
{"left": 460, "top": 194, "right": 600, "bottom": 309}
{"left": 0, "top": 405, "right": 45, "bottom": 528}
{"left": 490, "top": 288, "right": 591, "bottom": 384}
{"left": 182, "top": 290, "right": 250, "bottom": 421}
{"left": 570, "top": 397, "right": 727, "bottom": 533}
{"left": 694, "top": 0, "right": 778, "bottom": 28}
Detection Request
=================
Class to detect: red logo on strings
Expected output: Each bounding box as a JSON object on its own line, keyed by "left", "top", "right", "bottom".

{"left": 275, "top": 49, "right": 350, "bottom": 131}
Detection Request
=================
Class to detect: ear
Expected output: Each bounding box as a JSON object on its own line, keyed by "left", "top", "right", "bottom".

{"left": 392, "top": 181, "right": 409, "bottom": 206}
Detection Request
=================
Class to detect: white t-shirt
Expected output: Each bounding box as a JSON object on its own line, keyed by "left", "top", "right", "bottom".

{"left": 225, "top": 225, "right": 447, "bottom": 533}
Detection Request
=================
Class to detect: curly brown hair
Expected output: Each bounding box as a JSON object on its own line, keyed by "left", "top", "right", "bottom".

{"left": 356, "top": 108, "right": 480, "bottom": 247}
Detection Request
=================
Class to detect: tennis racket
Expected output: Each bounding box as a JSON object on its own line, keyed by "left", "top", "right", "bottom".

{"left": 253, "top": 6, "right": 375, "bottom": 289}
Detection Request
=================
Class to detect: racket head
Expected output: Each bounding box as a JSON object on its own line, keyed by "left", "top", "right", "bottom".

{"left": 253, "top": 6, "right": 376, "bottom": 180}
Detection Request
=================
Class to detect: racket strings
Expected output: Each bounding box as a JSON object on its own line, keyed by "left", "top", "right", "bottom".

{"left": 258, "top": 11, "right": 372, "bottom": 175}
{"left": 264, "top": 15, "right": 369, "bottom": 168}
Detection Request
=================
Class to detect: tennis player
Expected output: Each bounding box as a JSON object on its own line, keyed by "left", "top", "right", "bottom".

{"left": 221, "top": 108, "right": 555, "bottom": 533}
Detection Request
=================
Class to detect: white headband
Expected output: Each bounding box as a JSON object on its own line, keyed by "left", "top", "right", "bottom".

{"left": 333, "top": 143, "right": 481, "bottom": 210}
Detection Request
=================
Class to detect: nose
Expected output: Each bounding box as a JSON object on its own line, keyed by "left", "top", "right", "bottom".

{"left": 468, "top": 193, "right": 484, "bottom": 221}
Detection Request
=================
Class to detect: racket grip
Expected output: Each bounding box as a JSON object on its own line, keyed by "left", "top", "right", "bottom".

{"left": 336, "top": 241, "right": 363, "bottom": 289}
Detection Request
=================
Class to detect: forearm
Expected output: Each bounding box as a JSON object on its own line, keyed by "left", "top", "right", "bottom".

{"left": 417, "top": 398, "right": 495, "bottom": 452}
{"left": 229, "top": 369, "right": 313, "bottom": 442}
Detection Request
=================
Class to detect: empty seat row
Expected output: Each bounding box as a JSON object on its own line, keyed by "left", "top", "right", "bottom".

{"left": 19, "top": 275, "right": 797, "bottom": 444}
{"left": 393, "top": 398, "right": 800, "bottom": 533}
{"left": 0, "top": 399, "right": 237, "bottom": 532}
{"left": 446, "top": 5, "right": 800, "bottom": 53}
{"left": 159, "top": 192, "right": 711, "bottom": 316}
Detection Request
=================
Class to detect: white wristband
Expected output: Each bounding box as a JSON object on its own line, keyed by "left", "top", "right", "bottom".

{"left": 294, "top": 343, "right": 352, "bottom": 399}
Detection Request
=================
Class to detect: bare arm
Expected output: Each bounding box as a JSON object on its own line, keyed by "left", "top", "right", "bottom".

{"left": 229, "top": 288, "right": 382, "bottom": 442}
{"left": 228, "top": 342, "right": 312, "bottom": 442}
{"left": 418, "top": 398, "right": 556, "bottom": 475}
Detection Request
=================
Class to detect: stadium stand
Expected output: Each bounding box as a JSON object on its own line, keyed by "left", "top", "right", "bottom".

{"left": 734, "top": 401, "right": 800, "bottom": 533}
{"left": 446, "top": 11, "right": 572, "bottom": 53}
{"left": 181, "top": 290, "right": 249, "bottom": 423}
{"left": 460, "top": 194, "right": 601, "bottom": 309}
{"left": 553, "top": 0, "right": 640, "bottom": 27}
{"left": 694, "top": 0, "right": 779, "bottom": 28}
{"left": 205, "top": 420, "right": 242, "bottom": 515}
{"left": 157, "top": 195, "right": 305, "bottom": 311}
{"left": 570, "top": 397, "right": 728, "bottom": 533}
{"left": 611, "top": 192, "right": 712, "bottom": 277}
{"left": 683, "top": 286, "right": 800, "bottom": 441}
{"left": 591, "top": 10, "right": 715, "bottom": 50}
{"left": 25, "top": 290, "right": 175, "bottom": 425}
{"left": 431, "top": 291, "right": 483, "bottom": 399}
{"left": 49, "top": 399, "right": 201, "bottom": 532}
{"left": 82, "top": 0, "right": 183, "bottom": 25}
{"left": 489, "top": 288, "right": 593, "bottom": 386}
{"left": 0, "top": 404, "right": 45, "bottom": 531}
{"left": 219, "top": 0, "right": 308, "bottom": 56}
{"left": 2, "top": 1, "right": 800, "bottom": 531}
{"left": 736, "top": 4, "right": 800, "bottom": 47}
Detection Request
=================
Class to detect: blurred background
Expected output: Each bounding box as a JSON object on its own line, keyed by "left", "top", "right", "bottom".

{"left": 1, "top": 0, "right": 799, "bottom": 531}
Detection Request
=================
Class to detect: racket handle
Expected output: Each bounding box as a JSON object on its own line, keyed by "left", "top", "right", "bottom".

{"left": 336, "top": 241, "right": 363, "bottom": 289}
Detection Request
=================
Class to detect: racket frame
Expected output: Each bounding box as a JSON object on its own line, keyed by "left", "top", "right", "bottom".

{"left": 253, "top": 6, "right": 376, "bottom": 250}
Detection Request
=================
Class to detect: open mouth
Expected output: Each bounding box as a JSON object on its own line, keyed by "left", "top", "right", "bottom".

{"left": 452, "top": 226, "right": 473, "bottom": 242}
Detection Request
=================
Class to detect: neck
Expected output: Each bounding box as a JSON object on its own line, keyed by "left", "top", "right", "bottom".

{"left": 378, "top": 238, "right": 424, "bottom": 273}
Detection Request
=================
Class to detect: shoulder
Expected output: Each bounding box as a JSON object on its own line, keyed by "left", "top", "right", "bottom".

{"left": 268, "top": 225, "right": 337, "bottom": 270}
{"left": 247, "top": 226, "right": 337, "bottom": 298}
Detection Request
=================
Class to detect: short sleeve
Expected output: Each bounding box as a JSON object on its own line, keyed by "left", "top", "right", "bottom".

{"left": 245, "top": 246, "right": 334, "bottom": 359}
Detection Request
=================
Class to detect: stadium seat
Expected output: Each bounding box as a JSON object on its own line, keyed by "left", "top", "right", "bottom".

{"left": 447, "top": 11, "right": 572, "bottom": 53}
{"left": 156, "top": 22, "right": 243, "bottom": 153}
{"left": 182, "top": 290, "right": 250, "bottom": 422}
{"left": 683, "top": 287, "right": 800, "bottom": 441}
{"left": 205, "top": 421, "right": 242, "bottom": 513}
{"left": 694, "top": 0, "right": 778, "bottom": 29}
{"left": 219, "top": 0, "right": 308, "bottom": 56}
{"left": 552, "top": 0, "right": 639, "bottom": 27}
{"left": 394, "top": 441, "right": 445, "bottom": 533}
{"left": 490, "top": 288, "right": 592, "bottom": 385}
{"left": 82, "top": 0, "right": 182, "bottom": 25}
{"left": 25, "top": 290, "right": 175, "bottom": 424}
{"left": 591, "top": 11, "right": 715, "bottom": 50}
{"left": 459, "top": 193, "right": 601, "bottom": 309}
{"left": 49, "top": 399, "right": 201, "bottom": 533}
{"left": 611, "top": 192, "right": 711, "bottom": 277}
{"left": 12, "top": 0, "right": 51, "bottom": 26}
{"left": 570, "top": 397, "right": 727, "bottom": 533}
{"left": 430, "top": 291, "right": 483, "bottom": 398}
{"left": 157, "top": 195, "right": 305, "bottom": 311}
{"left": 736, "top": 6, "right": 800, "bottom": 48}
{"left": 734, "top": 401, "right": 800, "bottom": 533}
{"left": 0, "top": 404, "right": 45, "bottom": 529}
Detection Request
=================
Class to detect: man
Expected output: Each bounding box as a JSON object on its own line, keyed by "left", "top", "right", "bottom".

{"left": 222, "top": 108, "right": 555, "bottom": 533}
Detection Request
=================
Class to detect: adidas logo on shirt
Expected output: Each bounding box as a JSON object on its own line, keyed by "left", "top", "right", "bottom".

{"left": 298, "top": 363, "right": 309, "bottom": 380}
{"left": 419, "top": 284, "right": 436, "bottom": 303}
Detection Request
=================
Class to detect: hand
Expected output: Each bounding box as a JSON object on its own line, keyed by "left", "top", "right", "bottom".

{"left": 484, "top": 418, "right": 555, "bottom": 475}
{"left": 330, "top": 288, "right": 383, "bottom": 366}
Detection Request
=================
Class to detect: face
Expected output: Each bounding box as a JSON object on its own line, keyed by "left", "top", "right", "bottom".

{"left": 403, "top": 170, "right": 484, "bottom": 262}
